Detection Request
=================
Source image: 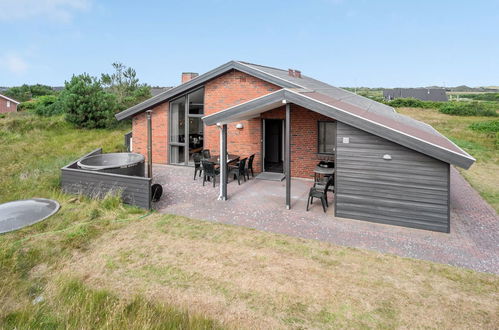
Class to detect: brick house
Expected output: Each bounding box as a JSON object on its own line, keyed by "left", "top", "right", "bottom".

{"left": 0, "top": 94, "right": 20, "bottom": 113}
{"left": 116, "top": 61, "right": 474, "bottom": 232}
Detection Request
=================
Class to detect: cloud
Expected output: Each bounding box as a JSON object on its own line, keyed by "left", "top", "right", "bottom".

{"left": 0, "top": 54, "right": 29, "bottom": 75}
{"left": 0, "top": 0, "right": 91, "bottom": 23}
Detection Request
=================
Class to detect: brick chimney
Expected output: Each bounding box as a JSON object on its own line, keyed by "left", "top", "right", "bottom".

{"left": 294, "top": 70, "right": 301, "bottom": 78}
{"left": 288, "top": 69, "right": 295, "bottom": 77}
{"left": 181, "top": 72, "right": 199, "bottom": 84}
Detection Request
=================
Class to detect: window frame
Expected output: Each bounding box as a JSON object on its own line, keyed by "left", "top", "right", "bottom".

{"left": 317, "top": 121, "right": 336, "bottom": 155}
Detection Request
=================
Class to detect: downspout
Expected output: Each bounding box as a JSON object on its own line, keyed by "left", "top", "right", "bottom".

{"left": 146, "top": 110, "right": 153, "bottom": 178}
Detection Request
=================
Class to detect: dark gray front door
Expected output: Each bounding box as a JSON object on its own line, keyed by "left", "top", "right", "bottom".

{"left": 263, "top": 119, "right": 283, "bottom": 173}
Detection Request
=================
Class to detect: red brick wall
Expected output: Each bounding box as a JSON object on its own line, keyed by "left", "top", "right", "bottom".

{"left": 260, "top": 105, "right": 334, "bottom": 178}
{"left": 0, "top": 97, "right": 17, "bottom": 113}
{"left": 204, "top": 69, "right": 281, "bottom": 172}
{"left": 132, "top": 102, "right": 168, "bottom": 164}
{"left": 130, "top": 69, "right": 335, "bottom": 178}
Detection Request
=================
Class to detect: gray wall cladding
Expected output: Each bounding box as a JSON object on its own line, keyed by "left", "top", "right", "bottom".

{"left": 335, "top": 122, "right": 450, "bottom": 232}
{"left": 61, "top": 148, "right": 152, "bottom": 209}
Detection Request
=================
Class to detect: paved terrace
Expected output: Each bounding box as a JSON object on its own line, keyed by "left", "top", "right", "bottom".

{"left": 153, "top": 165, "right": 499, "bottom": 274}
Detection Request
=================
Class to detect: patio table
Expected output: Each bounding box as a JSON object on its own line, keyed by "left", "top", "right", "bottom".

{"left": 314, "top": 165, "right": 335, "bottom": 190}
{"left": 205, "top": 154, "right": 240, "bottom": 165}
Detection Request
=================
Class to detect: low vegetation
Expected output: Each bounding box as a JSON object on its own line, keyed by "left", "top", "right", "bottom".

{"left": 1, "top": 113, "right": 498, "bottom": 329}
{"left": 4, "top": 62, "right": 151, "bottom": 129}
{"left": 385, "top": 98, "right": 498, "bottom": 117}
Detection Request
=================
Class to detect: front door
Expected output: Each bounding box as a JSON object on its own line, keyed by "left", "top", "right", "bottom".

{"left": 263, "top": 119, "right": 284, "bottom": 173}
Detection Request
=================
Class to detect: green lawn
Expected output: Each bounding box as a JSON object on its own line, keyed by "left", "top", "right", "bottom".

{"left": 0, "top": 113, "right": 498, "bottom": 329}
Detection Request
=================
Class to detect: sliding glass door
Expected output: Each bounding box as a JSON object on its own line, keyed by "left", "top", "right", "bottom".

{"left": 169, "top": 88, "right": 204, "bottom": 165}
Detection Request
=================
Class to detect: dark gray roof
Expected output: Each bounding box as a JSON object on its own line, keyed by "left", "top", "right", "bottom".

{"left": 115, "top": 60, "right": 474, "bottom": 169}
{"left": 151, "top": 87, "right": 173, "bottom": 97}
{"left": 383, "top": 88, "right": 448, "bottom": 102}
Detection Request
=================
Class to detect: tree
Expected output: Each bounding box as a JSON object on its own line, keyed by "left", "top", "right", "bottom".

{"left": 3, "top": 84, "right": 55, "bottom": 102}
{"left": 101, "top": 62, "right": 151, "bottom": 110}
{"left": 62, "top": 74, "right": 117, "bottom": 128}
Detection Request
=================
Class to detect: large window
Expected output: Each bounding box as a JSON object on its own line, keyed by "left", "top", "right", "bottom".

{"left": 169, "top": 88, "right": 204, "bottom": 165}
{"left": 318, "top": 121, "right": 336, "bottom": 154}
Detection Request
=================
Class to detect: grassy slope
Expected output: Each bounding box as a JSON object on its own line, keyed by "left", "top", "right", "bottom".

{"left": 397, "top": 107, "right": 499, "bottom": 212}
{"left": 0, "top": 113, "right": 498, "bottom": 329}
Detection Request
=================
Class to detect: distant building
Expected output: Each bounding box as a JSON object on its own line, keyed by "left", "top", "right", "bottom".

{"left": 383, "top": 88, "right": 448, "bottom": 102}
{"left": 0, "top": 94, "right": 20, "bottom": 113}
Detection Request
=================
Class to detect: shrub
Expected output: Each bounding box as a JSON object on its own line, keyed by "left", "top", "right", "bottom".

{"left": 386, "top": 98, "right": 443, "bottom": 109}
{"left": 457, "top": 93, "right": 499, "bottom": 102}
{"left": 3, "top": 84, "right": 56, "bottom": 102}
{"left": 61, "top": 74, "right": 118, "bottom": 129}
{"left": 30, "top": 95, "right": 64, "bottom": 117}
{"left": 439, "top": 102, "right": 497, "bottom": 117}
{"left": 469, "top": 120, "right": 499, "bottom": 133}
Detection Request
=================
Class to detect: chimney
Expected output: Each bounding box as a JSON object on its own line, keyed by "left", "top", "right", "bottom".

{"left": 294, "top": 70, "right": 301, "bottom": 78}
{"left": 288, "top": 69, "right": 295, "bottom": 77}
{"left": 181, "top": 72, "right": 199, "bottom": 84}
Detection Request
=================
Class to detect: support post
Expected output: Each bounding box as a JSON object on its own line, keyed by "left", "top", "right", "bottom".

{"left": 285, "top": 103, "right": 291, "bottom": 209}
{"left": 146, "top": 110, "right": 153, "bottom": 178}
{"left": 219, "top": 124, "right": 228, "bottom": 200}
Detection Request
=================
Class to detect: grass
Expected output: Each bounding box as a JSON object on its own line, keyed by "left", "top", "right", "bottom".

{"left": 1, "top": 112, "right": 498, "bottom": 329}
{"left": 397, "top": 107, "right": 499, "bottom": 211}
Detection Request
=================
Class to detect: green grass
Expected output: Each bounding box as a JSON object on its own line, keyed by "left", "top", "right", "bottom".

{"left": 2, "top": 278, "right": 219, "bottom": 329}
{"left": 0, "top": 113, "right": 219, "bottom": 329}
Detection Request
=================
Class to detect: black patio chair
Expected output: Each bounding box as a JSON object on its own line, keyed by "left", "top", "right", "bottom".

{"left": 202, "top": 160, "right": 219, "bottom": 187}
{"left": 306, "top": 175, "right": 334, "bottom": 213}
{"left": 193, "top": 153, "right": 203, "bottom": 180}
{"left": 228, "top": 157, "right": 247, "bottom": 185}
{"left": 246, "top": 154, "right": 255, "bottom": 179}
{"left": 201, "top": 149, "right": 211, "bottom": 159}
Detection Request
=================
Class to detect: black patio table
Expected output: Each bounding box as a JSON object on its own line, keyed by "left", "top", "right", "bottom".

{"left": 205, "top": 154, "right": 240, "bottom": 165}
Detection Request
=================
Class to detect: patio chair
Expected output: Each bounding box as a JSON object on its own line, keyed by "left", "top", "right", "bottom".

{"left": 306, "top": 176, "right": 334, "bottom": 213}
{"left": 202, "top": 160, "right": 219, "bottom": 187}
{"left": 193, "top": 153, "right": 203, "bottom": 180}
{"left": 202, "top": 149, "right": 211, "bottom": 159}
{"left": 246, "top": 154, "right": 255, "bottom": 179}
{"left": 228, "top": 157, "right": 247, "bottom": 185}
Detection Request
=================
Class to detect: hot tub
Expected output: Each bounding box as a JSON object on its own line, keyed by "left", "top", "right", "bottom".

{"left": 77, "top": 153, "right": 145, "bottom": 177}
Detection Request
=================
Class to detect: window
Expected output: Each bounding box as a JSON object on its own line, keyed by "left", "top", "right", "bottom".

{"left": 318, "top": 121, "right": 336, "bottom": 154}
{"left": 169, "top": 87, "right": 204, "bottom": 165}
{"left": 6, "top": 101, "right": 10, "bottom": 108}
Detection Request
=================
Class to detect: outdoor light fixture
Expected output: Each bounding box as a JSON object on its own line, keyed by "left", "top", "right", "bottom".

{"left": 383, "top": 154, "right": 392, "bottom": 160}
{"left": 236, "top": 123, "right": 243, "bottom": 129}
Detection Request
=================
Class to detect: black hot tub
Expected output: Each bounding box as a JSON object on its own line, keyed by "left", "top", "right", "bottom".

{"left": 77, "top": 153, "right": 145, "bottom": 177}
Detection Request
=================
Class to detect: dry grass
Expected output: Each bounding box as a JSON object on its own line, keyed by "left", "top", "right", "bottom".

{"left": 397, "top": 107, "right": 499, "bottom": 212}
{"left": 59, "top": 214, "right": 499, "bottom": 329}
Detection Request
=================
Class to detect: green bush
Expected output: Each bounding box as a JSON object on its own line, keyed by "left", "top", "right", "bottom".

{"left": 3, "top": 84, "right": 56, "bottom": 102}
{"left": 18, "top": 100, "right": 37, "bottom": 112}
{"left": 439, "top": 102, "right": 497, "bottom": 117}
{"left": 469, "top": 120, "right": 499, "bottom": 133}
{"left": 457, "top": 93, "right": 499, "bottom": 102}
{"left": 62, "top": 74, "right": 118, "bottom": 129}
{"left": 30, "top": 95, "right": 64, "bottom": 117}
{"left": 386, "top": 98, "right": 442, "bottom": 109}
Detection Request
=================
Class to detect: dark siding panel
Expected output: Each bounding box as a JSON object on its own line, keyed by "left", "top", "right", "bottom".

{"left": 60, "top": 149, "right": 152, "bottom": 209}
{"left": 335, "top": 122, "right": 450, "bottom": 232}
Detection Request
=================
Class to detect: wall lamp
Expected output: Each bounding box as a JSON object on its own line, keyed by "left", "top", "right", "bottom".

{"left": 235, "top": 123, "right": 244, "bottom": 129}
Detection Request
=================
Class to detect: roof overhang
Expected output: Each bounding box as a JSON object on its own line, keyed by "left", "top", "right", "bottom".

{"left": 0, "top": 94, "right": 20, "bottom": 104}
{"left": 115, "top": 61, "right": 302, "bottom": 121}
{"left": 202, "top": 89, "right": 475, "bottom": 169}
